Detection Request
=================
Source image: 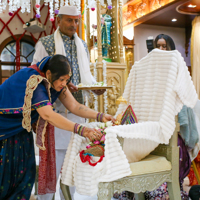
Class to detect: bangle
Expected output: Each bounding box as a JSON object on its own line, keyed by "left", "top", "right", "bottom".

{"left": 96, "top": 112, "right": 105, "bottom": 122}
{"left": 81, "top": 127, "right": 85, "bottom": 137}
{"left": 74, "top": 123, "right": 85, "bottom": 137}
{"left": 78, "top": 125, "right": 83, "bottom": 136}
{"left": 74, "top": 123, "right": 80, "bottom": 134}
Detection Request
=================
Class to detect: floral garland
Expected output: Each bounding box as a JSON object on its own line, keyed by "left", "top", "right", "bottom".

{"left": 1, "top": 0, "right": 112, "bottom": 17}
{"left": 93, "top": 62, "right": 98, "bottom": 112}
{"left": 102, "top": 60, "right": 108, "bottom": 113}
{"left": 92, "top": 61, "right": 107, "bottom": 113}
{"left": 87, "top": 0, "right": 112, "bottom": 11}
{"left": 1, "top": 0, "right": 83, "bottom": 20}
{"left": 80, "top": 121, "right": 113, "bottom": 166}
{"left": 0, "top": 0, "right": 6, "bottom": 13}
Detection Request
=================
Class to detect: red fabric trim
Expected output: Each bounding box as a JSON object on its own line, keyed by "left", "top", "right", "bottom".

{"left": 29, "top": 65, "right": 45, "bottom": 77}
{"left": 79, "top": 150, "right": 104, "bottom": 167}
{"left": 38, "top": 123, "right": 56, "bottom": 194}
{"left": 28, "top": 67, "right": 56, "bottom": 194}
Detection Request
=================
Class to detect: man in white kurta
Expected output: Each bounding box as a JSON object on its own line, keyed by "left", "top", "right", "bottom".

{"left": 32, "top": 5, "right": 104, "bottom": 200}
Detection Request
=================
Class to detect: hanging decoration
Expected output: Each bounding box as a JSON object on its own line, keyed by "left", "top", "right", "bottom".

{"left": 35, "top": 0, "right": 41, "bottom": 18}
{"left": 0, "top": 0, "right": 112, "bottom": 18}
{"left": 0, "top": 0, "right": 6, "bottom": 14}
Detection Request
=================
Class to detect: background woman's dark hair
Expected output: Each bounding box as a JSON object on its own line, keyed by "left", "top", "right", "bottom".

{"left": 42, "top": 54, "right": 72, "bottom": 86}
{"left": 154, "top": 34, "right": 176, "bottom": 50}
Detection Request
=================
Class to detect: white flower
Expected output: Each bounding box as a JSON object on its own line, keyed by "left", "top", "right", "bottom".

{"left": 99, "top": 122, "right": 105, "bottom": 129}
{"left": 105, "top": 121, "right": 112, "bottom": 127}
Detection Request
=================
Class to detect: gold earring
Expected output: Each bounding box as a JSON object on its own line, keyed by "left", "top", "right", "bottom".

{"left": 69, "top": 70, "right": 72, "bottom": 77}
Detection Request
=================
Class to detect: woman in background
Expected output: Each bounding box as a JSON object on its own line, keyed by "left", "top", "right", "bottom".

{"left": 154, "top": 33, "right": 176, "bottom": 51}
{"left": 144, "top": 34, "right": 192, "bottom": 200}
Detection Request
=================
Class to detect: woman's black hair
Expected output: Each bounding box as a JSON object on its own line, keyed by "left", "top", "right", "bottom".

{"left": 42, "top": 54, "right": 72, "bottom": 86}
{"left": 154, "top": 34, "right": 176, "bottom": 50}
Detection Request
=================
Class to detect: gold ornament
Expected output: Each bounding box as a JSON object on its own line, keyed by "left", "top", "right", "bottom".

{"left": 69, "top": 70, "right": 72, "bottom": 77}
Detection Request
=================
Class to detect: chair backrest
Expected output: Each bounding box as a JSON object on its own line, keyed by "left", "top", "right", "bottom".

{"left": 116, "top": 49, "right": 188, "bottom": 144}
{"left": 118, "top": 51, "right": 178, "bottom": 123}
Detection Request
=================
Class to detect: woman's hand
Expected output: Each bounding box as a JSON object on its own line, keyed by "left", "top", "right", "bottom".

{"left": 102, "top": 114, "right": 116, "bottom": 123}
{"left": 83, "top": 127, "right": 103, "bottom": 142}
{"left": 67, "top": 81, "right": 78, "bottom": 93}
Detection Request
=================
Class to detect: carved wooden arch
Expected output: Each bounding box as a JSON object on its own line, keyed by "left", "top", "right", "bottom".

{"left": 0, "top": 34, "right": 35, "bottom": 55}
{"left": 0, "top": 35, "right": 35, "bottom": 84}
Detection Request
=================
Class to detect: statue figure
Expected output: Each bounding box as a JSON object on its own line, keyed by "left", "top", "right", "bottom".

{"left": 101, "top": 5, "right": 112, "bottom": 58}
{"left": 107, "top": 78, "right": 120, "bottom": 115}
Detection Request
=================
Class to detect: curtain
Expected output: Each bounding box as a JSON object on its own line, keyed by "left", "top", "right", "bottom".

{"left": 191, "top": 16, "right": 200, "bottom": 99}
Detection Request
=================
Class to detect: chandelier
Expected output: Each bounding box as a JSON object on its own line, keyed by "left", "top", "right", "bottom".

{"left": 0, "top": 0, "right": 112, "bottom": 21}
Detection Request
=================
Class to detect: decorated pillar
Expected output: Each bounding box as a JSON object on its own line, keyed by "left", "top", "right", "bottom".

{"left": 81, "top": 0, "right": 85, "bottom": 41}
{"left": 191, "top": 16, "right": 200, "bottom": 99}
{"left": 118, "top": 0, "right": 124, "bottom": 63}
{"left": 86, "top": 0, "right": 91, "bottom": 58}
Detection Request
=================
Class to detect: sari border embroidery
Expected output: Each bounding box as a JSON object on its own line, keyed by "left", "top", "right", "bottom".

{"left": 0, "top": 101, "right": 51, "bottom": 114}
{"left": 22, "top": 75, "right": 51, "bottom": 133}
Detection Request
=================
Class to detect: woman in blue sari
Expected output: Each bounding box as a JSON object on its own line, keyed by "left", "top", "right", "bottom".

{"left": 0, "top": 55, "right": 114, "bottom": 200}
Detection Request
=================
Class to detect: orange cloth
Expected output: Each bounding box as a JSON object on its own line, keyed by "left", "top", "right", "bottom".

{"left": 188, "top": 152, "right": 200, "bottom": 185}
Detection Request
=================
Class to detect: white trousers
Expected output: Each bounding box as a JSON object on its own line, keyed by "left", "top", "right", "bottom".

{"left": 37, "top": 149, "right": 75, "bottom": 200}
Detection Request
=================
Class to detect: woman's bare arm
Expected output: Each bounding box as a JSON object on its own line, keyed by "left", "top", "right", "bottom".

{"left": 36, "top": 105, "right": 103, "bottom": 141}
{"left": 59, "top": 88, "right": 98, "bottom": 119}
{"left": 37, "top": 105, "right": 75, "bottom": 131}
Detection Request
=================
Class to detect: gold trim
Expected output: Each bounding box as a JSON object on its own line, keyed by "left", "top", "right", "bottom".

{"left": 36, "top": 118, "right": 48, "bottom": 150}
{"left": 38, "top": 58, "right": 48, "bottom": 70}
{"left": 32, "top": 100, "right": 50, "bottom": 106}
{"left": 22, "top": 75, "right": 47, "bottom": 132}
{"left": 0, "top": 100, "right": 50, "bottom": 111}
{"left": 0, "top": 135, "right": 5, "bottom": 137}
{"left": 191, "top": 16, "right": 196, "bottom": 74}
{"left": 22, "top": 75, "right": 51, "bottom": 151}
{"left": 36, "top": 78, "right": 52, "bottom": 150}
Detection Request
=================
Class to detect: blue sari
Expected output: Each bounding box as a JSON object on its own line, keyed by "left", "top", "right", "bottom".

{"left": 0, "top": 57, "right": 62, "bottom": 199}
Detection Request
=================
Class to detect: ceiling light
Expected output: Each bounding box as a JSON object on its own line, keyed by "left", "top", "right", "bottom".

{"left": 172, "top": 18, "right": 177, "bottom": 22}
{"left": 188, "top": 4, "right": 197, "bottom": 8}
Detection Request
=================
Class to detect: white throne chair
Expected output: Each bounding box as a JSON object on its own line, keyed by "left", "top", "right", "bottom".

{"left": 61, "top": 49, "right": 197, "bottom": 200}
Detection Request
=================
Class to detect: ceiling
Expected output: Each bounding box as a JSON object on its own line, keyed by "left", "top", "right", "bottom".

{"left": 140, "top": 0, "right": 197, "bottom": 28}
{"left": 143, "top": 7, "right": 195, "bottom": 28}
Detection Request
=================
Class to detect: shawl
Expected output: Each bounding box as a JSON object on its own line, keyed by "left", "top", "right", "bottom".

{"left": 61, "top": 49, "right": 198, "bottom": 196}
{"left": 54, "top": 27, "right": 92, "bottom": 85}
{"left": 178, "top": 105, "right": 199, "bottom": 149}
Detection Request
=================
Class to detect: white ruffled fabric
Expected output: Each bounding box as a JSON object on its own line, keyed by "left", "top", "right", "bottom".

{"left": 61, "top": 49, "right": 198, "bottom": 196}
{"left": 61, "top": 122, "right": 131, "bottom": 196}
